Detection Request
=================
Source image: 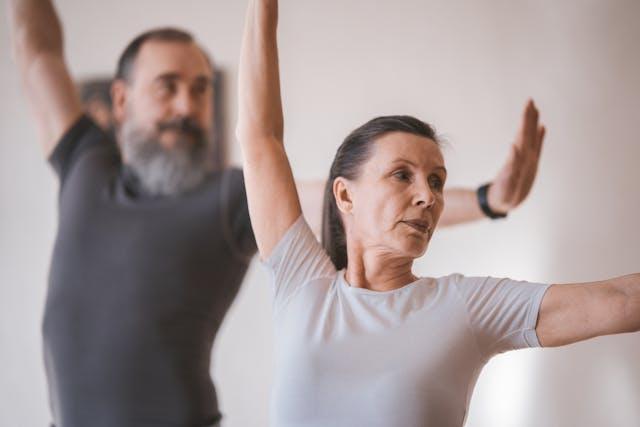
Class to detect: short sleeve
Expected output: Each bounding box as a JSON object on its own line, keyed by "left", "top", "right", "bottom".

{"left": 262, "top": 215, "right": 336, "bottom": 307}
{"left": 452, "top": 274, "right": 551, "bottom": 359}
{"left": 48, "top": 115, "right": 112, "bottom": 186}
{"left": 219, "top": 168, "right": 257, "bottom": 261}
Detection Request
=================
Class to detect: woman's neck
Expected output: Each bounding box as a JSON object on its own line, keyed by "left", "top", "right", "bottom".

{"left": 344, "top": 242, "right": 417, "bottom": 292}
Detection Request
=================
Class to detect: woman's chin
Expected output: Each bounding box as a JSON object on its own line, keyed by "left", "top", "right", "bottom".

{"left": 399, "top": 240, "right": 430, "bottom": 259}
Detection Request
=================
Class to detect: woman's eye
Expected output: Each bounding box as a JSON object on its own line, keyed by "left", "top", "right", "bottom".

{"left": 393, "top": 170, "right": 411, "bottom": 181}
{"left": 429, "top": 176, "right": 444, "bottom": 191}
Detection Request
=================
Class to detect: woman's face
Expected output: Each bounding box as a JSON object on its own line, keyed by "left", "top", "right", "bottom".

{"left": 339, "top": 131, "right": 446, "bottom": 259}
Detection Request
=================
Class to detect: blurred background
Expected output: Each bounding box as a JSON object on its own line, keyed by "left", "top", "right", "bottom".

{"left": 1, "top": 0, "right": 639, "bottom": 426}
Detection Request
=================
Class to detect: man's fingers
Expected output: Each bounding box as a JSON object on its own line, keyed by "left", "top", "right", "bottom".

{"left": 502, "top": 143, "right": 520, "bottom": 181}
{"left": 517, "top": 164, "right": 538, "bottom": 203}
{"left": 536, "top": 125, "right": 546, "bottom": 158}
{"left": 526, "top": 101, "right": 540, "bottom": 150}
{"left": 515, "top": 101, "right": 530, "bottom": 149}
{"left": 504, "top": 144, "right": 523, "bottom": 203}
{"left": 510, "top": 140, "right": 526, "bottom": 172}
{"left": 517, "top": 99, "right": 539, "bottom": 151}
{"left": 517, "top": 125, "right": 545, "bottom": 203}
{"left": 504, "top": 100, "right": 545, "bottom": 208}
{"left": 515, "top": 147, "right": 542, "bottom": 203}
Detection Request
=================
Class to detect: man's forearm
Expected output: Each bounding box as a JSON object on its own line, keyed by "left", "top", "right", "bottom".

{"left": 440, "top": 185, "right": 514, "bottom": 227}
{"left": 8, "top": 0, "right": 63, "bottom": 62}
{"left": 439, "top": 188, "right": 485, "bottom": 227}
{"left": 8, "top": 0, "right": 82, "bottom": 155}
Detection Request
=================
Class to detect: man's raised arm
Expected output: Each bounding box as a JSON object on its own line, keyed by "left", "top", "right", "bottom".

{"left": 7, "top": 0, "right": 83, "bottom": 156}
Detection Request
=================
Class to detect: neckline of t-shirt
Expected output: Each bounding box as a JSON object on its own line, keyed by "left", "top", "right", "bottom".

{"left": 337, "top": 270, "right": 432, "bottom": 296}
{"left": 112, "top": 167, "right": 223, "bottom": 206}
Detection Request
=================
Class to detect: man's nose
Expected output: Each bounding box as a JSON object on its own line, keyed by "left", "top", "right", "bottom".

{"left": 172, "top": 88, "right": 197, "bottom": 117}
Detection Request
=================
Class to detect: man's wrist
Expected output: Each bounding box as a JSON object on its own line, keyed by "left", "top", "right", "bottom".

{"left": 477, "top": 183, "right": 508, "bottom": 219}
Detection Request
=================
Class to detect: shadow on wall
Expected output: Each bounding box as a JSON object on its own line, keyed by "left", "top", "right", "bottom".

{"left": 527, "top": 2, "right": 640, "bottom": 424}
{"left": 510, "top": 1, "right": 640, "bottom": 427}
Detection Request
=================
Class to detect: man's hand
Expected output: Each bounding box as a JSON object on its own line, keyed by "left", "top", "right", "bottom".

{"left": 488, "top": 99, "right": 546, "bottom": 214}
{"left": 438, "top": 99, "right": 545, "bottom": 227}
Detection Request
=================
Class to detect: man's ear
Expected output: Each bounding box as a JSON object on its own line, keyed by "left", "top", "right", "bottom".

{"left": 111, "top": 79, "right": 128, "bottom": 124}
{"left": 333, "top": 177, "right": 354, "bottom": 215}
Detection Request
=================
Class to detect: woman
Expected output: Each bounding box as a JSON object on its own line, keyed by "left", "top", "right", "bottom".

{"left": 237, "top": 1, "right": 640, "bottom": 426}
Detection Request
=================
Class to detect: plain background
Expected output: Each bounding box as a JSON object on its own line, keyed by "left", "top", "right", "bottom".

{"left": 1, "top": 0, "right": 639, "bottom": 426}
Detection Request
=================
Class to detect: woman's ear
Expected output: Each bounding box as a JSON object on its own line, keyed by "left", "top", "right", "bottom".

{"left": 333, "top": 177, "right": 353, "bottom": 214}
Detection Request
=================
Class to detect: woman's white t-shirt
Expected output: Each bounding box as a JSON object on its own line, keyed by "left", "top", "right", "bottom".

{"left": 264, "top": 216, "right": 550, "bottom": 427}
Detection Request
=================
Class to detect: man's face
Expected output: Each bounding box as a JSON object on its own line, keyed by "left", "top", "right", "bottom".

{"left": 113, "top": 39, "right": 216, "bottom": 196}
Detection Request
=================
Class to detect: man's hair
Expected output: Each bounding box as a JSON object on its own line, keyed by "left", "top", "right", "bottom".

{"left": 115, "top": 28, "right": 197, "bottom": 82}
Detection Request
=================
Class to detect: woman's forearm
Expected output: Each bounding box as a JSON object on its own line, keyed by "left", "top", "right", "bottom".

{"left": 537, "top": 273, "right": 640, "bottom": 347}
{"left": 237, "top": 0, "right": 302, "bottom": 258}
{"left": 615, "top": 273, "right": 640, "bottom": 333}
{"left": 237, "top": 0, "right": 283, "bottom": 145}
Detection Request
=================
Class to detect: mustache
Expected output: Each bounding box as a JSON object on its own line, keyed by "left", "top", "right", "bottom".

{"left": 156, "top": 117, "right": 205, "bottom": 139}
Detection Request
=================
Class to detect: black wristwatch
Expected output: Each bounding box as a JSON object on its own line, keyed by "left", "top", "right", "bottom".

{"left": 477, "top": 183, "right": 507, "bottom": 219}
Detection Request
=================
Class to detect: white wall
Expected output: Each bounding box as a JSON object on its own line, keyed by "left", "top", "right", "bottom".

{"left": 1, "top": 1, "right": 639, "bottom": 426}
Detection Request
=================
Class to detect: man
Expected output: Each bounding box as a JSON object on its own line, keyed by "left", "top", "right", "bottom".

{"left": 7, "top": 0, "right": 544, "bottom": 426}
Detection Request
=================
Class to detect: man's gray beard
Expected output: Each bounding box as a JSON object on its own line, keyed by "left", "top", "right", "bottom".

{"left": 119, "top": 120, "right": 212, "bottom": 197}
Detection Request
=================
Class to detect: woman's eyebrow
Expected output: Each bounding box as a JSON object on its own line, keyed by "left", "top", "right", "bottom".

{"left": 391, "top": 158, "right": 417, "bottom": 167}
{"left": 391, "top": 159, "right": 447, "bottom": 175}
{"left": 433, "top": 166, "right": 448, "bottom": 175}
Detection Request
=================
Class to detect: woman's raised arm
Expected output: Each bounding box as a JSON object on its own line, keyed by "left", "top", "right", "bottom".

{"left": 237, "top": 0, "right": 302, "bottom": 259}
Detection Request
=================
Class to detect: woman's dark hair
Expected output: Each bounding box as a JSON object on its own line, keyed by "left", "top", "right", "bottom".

{"left": 321, "top": 115, "right": 439, "bottom": 270}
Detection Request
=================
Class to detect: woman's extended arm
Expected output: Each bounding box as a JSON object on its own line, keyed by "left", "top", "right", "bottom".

{"left": 237, "top": 0, "right": 302, "bottom": 259}
{"left": 536, "top": 273, "right": 640, "bottom": 347}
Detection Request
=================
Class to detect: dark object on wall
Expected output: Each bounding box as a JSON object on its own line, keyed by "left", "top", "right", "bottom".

{"left": 79, "top": 79, "right": 115, "bottom": 138}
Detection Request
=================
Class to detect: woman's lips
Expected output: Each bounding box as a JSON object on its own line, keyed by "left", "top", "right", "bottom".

{"left": 402, "top": 220, "right": 431, "bottom": 235}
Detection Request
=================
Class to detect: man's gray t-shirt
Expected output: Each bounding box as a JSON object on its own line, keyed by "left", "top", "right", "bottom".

{"left": 44, "top": 116, "right": 256, "bottom": 427}
{"left": 264, "top": 216, "right": 550, "bottom": 427}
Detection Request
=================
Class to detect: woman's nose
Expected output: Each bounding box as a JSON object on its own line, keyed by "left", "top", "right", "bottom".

{"left": 414, "top": 182, "right": 436, "bottom": 208}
